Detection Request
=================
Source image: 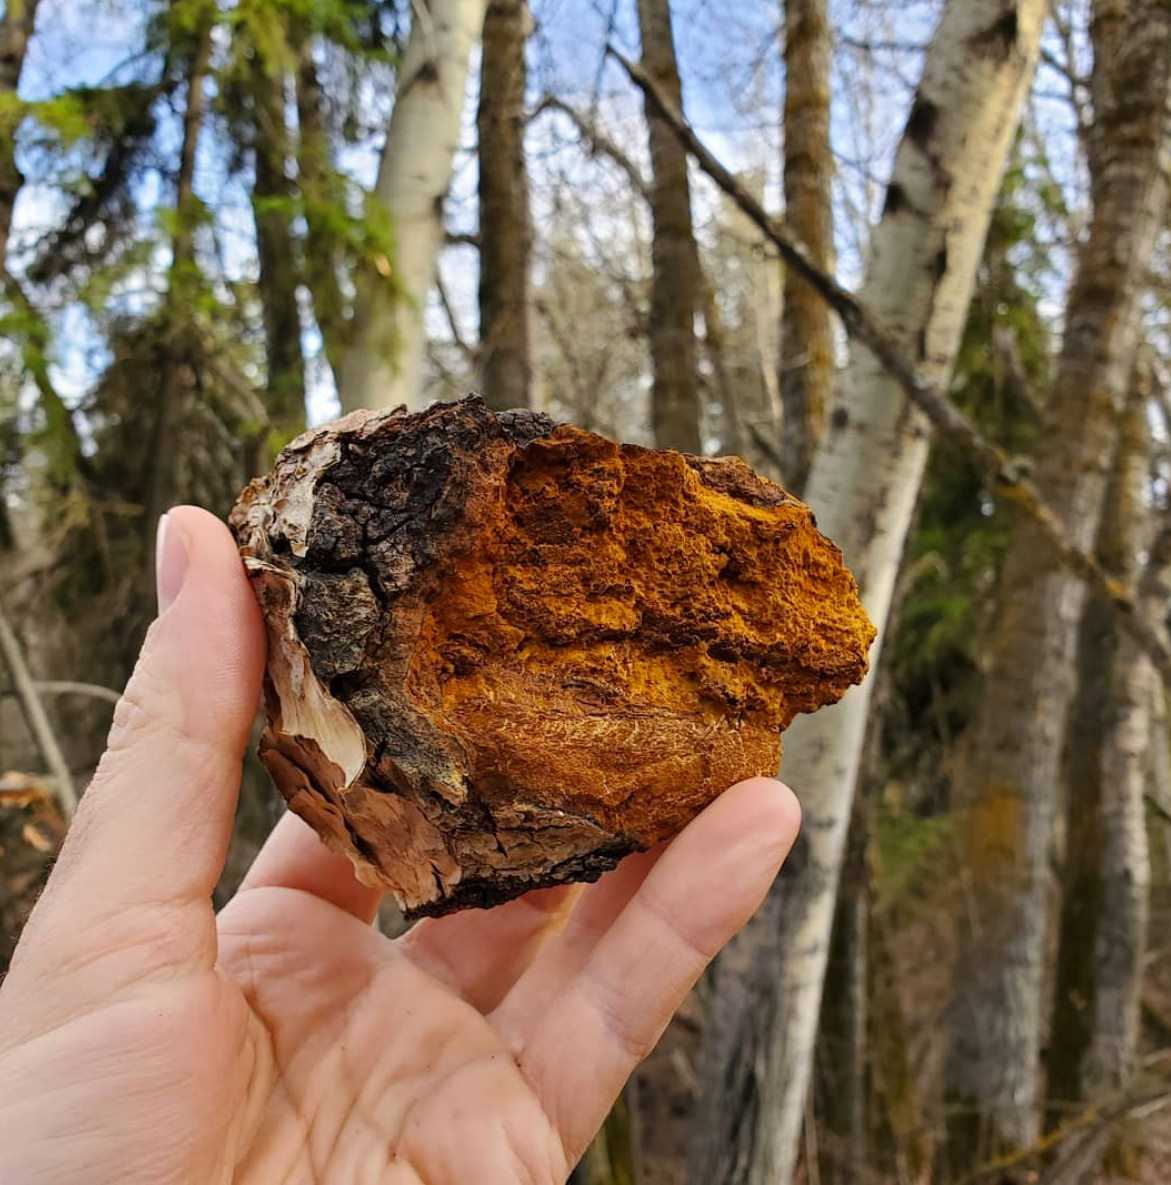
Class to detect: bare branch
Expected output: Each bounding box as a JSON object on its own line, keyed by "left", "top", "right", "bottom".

{"left": 530, "top": 94, "right": 652, "bottom": 202}
{"left": 434, "top": 268, "right": 477, "bottom": 368}
{"left": 0, "top": 599, "right": 77, "bottom": 814}
{"left": 608, "top": 43, "right": 1171, "bottom": 689}
{"left": 445, "top": 230, "right": 481, "bottom": 249}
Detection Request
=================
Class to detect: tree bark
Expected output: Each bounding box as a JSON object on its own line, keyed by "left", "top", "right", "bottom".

{"left": 1048, "top": 371, "right": 1151, "bottom": 1127}
{"left": 0, "top": 0, "right": 40, "bottom": 263}
{"left": 142, "top": 5, "right": 214, "bottom": 592}
{"left": 689, "top": 6, "right": 1047, "bottom": 1182}
{"left": 944, "top": 0, "right": 1171, "bottom": 1165}
{"left": 337, "top": 0, "right": 488, "bottom": 413}
{"left": 778, "top": 0, "right": 833, "bottom": 494}
{"left": 252, "top": 50, "right": 307, "bottom": 451}
{"left": 295, "top": 44, "right": 347, "bottom": 387}
{"left": 477, "top": 0, "right": 532, "bottom": 411}
{"left": 635, "top": 0, "right": 702, "bottom": 454}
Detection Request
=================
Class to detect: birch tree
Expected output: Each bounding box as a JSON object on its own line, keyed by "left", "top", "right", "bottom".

{"left": 945, "top": 0, "right": 1171, "bottom": 1161}
{"left": 690, "top": 5, "right": 1047, "bottom": 1181}
{"left": 636, "top": 0, "right": 702, "bottom": 454}
{"left": 477, "top": 0, "right": 532, "bottom": 411}
{"left": 778, "top": 0, "right": 833, "bottom": 493}
{"left": 337, "top": 0, "right": 487, "bottom": 413}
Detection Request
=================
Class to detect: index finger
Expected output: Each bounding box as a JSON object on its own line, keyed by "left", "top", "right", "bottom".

{"left": 493, "top": 776, "right": 801, "bottom": 1161}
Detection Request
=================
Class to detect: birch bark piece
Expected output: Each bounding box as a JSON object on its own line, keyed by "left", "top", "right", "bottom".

{"left": 230, "top": 396, "right": 874, "bottom": 917}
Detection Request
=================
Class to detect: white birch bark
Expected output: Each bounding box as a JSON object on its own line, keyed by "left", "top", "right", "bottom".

{"left": 337, "top": 0, "right": 487, "bottom": 413}
{"left": 689, "top": 4, "right": 1046, "bottom": 1182}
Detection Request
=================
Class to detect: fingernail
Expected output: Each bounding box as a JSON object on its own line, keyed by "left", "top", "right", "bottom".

{"left": 156, "top": 512, "right": 189, "bottom": 614}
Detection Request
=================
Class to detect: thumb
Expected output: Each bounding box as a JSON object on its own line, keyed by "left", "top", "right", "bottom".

{"left": 17, "top": 507, "right": 265, "bottom": 967}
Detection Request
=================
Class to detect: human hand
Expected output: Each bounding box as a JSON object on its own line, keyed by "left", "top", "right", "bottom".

{"left": 0, "top": 506, "right": 800, "bottom": 1185}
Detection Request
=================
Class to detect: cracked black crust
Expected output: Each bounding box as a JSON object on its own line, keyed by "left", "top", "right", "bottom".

{"left": 404, "top": 837, "right": 639, "bottom": 919}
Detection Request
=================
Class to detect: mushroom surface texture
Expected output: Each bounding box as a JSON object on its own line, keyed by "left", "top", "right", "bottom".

{"left": 230, "top": 396, "right": 876, "bottom": 917}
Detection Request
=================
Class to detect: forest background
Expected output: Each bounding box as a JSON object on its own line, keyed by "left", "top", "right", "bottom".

{"left": 2, "top": 1, "right": 1170, "bottom": 1183}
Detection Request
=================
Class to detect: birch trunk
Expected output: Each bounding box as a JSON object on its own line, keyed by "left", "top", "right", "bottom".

{"left": 337, "top": 0, "right": 487, "bottom": 413}
{"left": 778, "top": 0, "right": 833, "bottom": 494}
{"left": 636, "top": 0, "right": 702, "bottom": 454}
{"left": 944, "top": 0, "right": 1171, "bottom": 1163}
{"left": 689, "top": 5, "right": 1046, "bottom": 1182}
{"left": 477, "top": 0, "right": 532, "bottom": 411}
{"left": 0, "top": 0, "right": 40, "bottom": 263}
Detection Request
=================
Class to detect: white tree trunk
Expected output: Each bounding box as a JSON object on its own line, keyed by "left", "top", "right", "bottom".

{"left": 338, "top": 0, "right": 487, "bottom": 413}
{"left": 689, "top": 4, "right": 1046, "bottom": 1182}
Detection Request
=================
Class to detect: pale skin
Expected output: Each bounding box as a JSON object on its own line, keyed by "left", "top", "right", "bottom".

{"left": 0, "top": 507, "right": 801, "bottom": 1184}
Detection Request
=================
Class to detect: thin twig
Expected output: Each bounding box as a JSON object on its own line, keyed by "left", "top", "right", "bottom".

{"left": 608, "top": 44, "right": 1171, "bottom": 689}
{"left": 32, "top": 681, "right": 121, "bottom": 706}
{"left": 951, "top": 1080, "right": 1171, "bottom": 1185}
{"left": 530, "top": 94, "right": 651, "bottom": 201}
{"left": 434, "top": 267, "right": 477, "bottom": 367}
{"left": 0, "top": 599, "right": 77, "bottom": 814}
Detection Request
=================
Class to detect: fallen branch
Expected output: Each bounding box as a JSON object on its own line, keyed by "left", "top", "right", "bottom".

{"left": 0, "top": 600, "right": 77, "bottom": 815}
{"left": 949, "top": 1077, "right": 1171, "bottom": 1185}
{"left": 608, "top": 45, "right": 1171, "bottom": 689}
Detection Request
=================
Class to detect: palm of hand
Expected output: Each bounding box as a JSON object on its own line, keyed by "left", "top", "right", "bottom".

{"left": 212, "top": 889, "right": 568, "bottom": 1185}
{"left": 0, "top": 508, "right": 798, "bottom": 1185}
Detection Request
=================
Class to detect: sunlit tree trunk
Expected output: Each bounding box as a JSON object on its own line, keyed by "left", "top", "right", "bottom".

{"left": 944, "top": 0, "right": 1171, "bottom": 1165}
{"left": 477, "top": 0, "right": 532, "bottom": 411}
{"left": 338, "top": 0, "right": 487, "bottom": 413}
{"left": 778, "top": 0, "right": 833, "bottom": 494}
{"left": 636, "top": 0, "right": 702, "bottom": 453}
{"left": 689, "top": 5, "right": 1047, "bottom": 1182}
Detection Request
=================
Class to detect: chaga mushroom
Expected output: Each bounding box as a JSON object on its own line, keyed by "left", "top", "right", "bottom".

{"left": 229, "top": 396, "right": 875, "bottom": 918}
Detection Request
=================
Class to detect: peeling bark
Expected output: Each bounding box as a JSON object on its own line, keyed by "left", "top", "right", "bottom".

{"left": 231, "top": 396, "right": 873, "bottom": 917}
